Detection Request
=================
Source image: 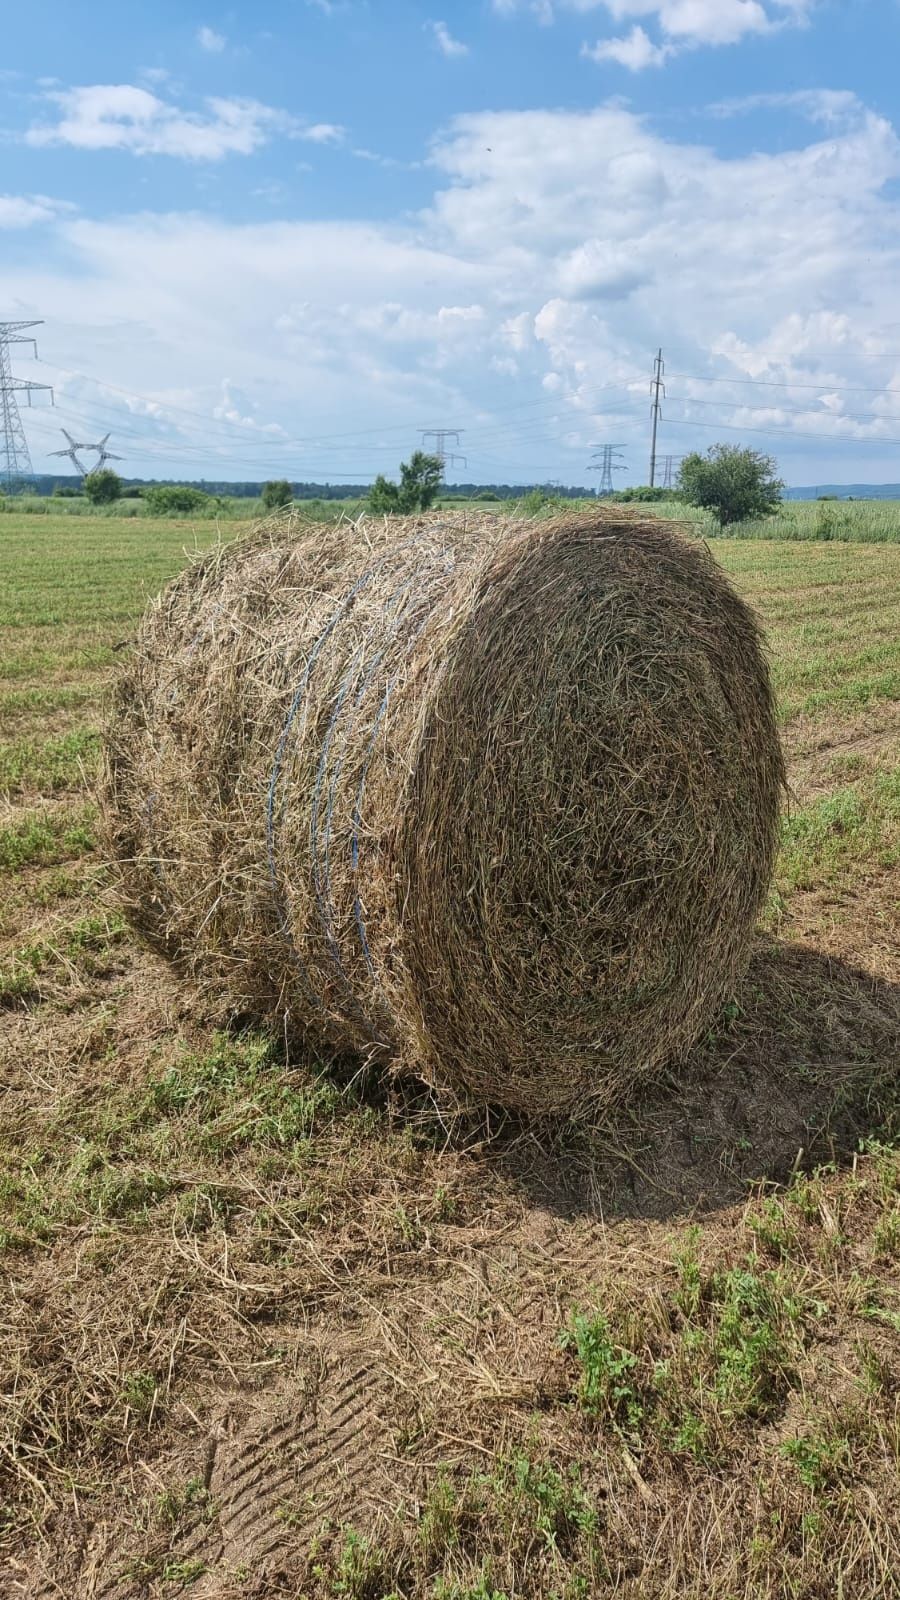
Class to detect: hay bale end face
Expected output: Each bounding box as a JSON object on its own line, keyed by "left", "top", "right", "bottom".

{"left": 102, "top": 509, "right": 784, "bottom": 1115}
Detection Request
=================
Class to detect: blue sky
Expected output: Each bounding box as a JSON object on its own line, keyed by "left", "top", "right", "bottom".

{"left": 2, "top": 0, "right": 900, "bottom": 486}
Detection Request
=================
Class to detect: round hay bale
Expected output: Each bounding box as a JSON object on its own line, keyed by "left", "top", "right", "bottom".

{"left": 101, "top": 509, "right": 784, "bottom": 1115}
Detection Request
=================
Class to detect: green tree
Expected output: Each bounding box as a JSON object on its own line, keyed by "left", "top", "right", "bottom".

{"left": 367, "top": 474, "right": 401, "bottom": 514}
{"left": 261, "top": 479, "right": 293, "bottom": 510}
{"left": 83, "top": 469, "right": 122, "bottom": 505}
{"left": 678, "top": 445, "right": 783, "bottom": 527}
{"left": 367, "top": 452, "right": 443, "bottom": 514}
{"left": 398, "top": 451, "right": 443, "bottom": 511}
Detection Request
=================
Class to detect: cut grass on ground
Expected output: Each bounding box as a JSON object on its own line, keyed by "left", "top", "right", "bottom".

{"left": 0, "top": 908, "right": 127, "bottom": 1005}
{"left": 0, "top": 803, "right": 95, "bottom": 873}
{"left": 0, "top": 727, "right": 101, "bottom": 799}
{"left": 776, "top": 767, "right": 900, "bottom": 897}
{"left": 0, "top": 509, "right": 898, "bottom": 1598}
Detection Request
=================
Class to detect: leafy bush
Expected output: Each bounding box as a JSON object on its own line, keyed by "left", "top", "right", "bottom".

{"left": 612, "top": 485, "right": 675, "bottom": 503}
{"left": 144, "top": 485, "right": 213, "bottom": 515}
{"left": 84, "top": 470, "right": 122, "bottom": 505}
{"left": 261, "top": 479, "right": 293, "bottom": 510}
{"left": 520, "top": 487, "right": 569, "bottom": 516}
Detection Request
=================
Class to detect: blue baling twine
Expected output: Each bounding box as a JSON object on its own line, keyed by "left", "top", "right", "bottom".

{"left": 308, "top": 642, "right": 374, "bottom": 1028}
{"left": 350, "top": 678, "right": 396, "bottom": 982}
{"left": 304, "top": 588, "right": 426, "bottom": 1047}
{"left": 266, "top": 566, "right": 381, "bottom": 888}
{"left": 312, "top": 571, "right": 426, "bottom": 1034}
{"left": 264, "top": 570, "right": 382, "bottom": 1014}
{"left": 349, "top": 549, "right": 457, "bottom": 979}
{"left": 264, "top": 535, "right": 430, "bottom": 1023}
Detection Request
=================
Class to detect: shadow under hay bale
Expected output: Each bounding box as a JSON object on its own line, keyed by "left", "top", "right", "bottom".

{"left": 101, "top": 508, "right": 784, "bottom": 1116}
{"left": 492, "top": 936, "right": 900, "bottom": 1221}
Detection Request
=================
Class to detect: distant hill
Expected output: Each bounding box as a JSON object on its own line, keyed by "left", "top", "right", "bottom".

{"left": 785, "top": 484, "right": 900, "bottom": 501}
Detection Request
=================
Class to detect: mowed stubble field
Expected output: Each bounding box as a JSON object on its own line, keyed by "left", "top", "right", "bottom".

{"left": 1, "top": 511, "right": 899, "bottom": 1599}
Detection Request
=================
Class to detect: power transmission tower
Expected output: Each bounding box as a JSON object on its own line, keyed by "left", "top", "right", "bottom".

{"left": 50, "top": 428, "right": 92, "bottom": 478}
{"left": 420, "top": 428, "right": 466, "bottom": 478}
{"left": 0, "top": 320, "right": 54, "bottom": 492}
{"left": 87, "top": 433, "right": 125, "bottom": 471}
{"left": 649, "top": 347, "right": 665, "bottom": 487}
{"left": 587, "top": 444, "right": 626, "bottom": 496}
{"left": 662, "top": 454, "right": 683, "bottom": 491}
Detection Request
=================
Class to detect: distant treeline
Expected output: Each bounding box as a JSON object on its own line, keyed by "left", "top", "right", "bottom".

{"left": 23, "top": 475, "right": 598, "bottom": 501}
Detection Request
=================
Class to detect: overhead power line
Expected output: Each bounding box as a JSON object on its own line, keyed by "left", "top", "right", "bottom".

{"left": 34, "top": 354, "right": 647, "bottom": 450}
{"left": 663, "top": 414, "right": 900, "bottom": 447}
{"left": 669, "top": 370, "right": 900, "bottom": 399}
{"left": 653, "top": 391, "right": 900, "bottom": 429}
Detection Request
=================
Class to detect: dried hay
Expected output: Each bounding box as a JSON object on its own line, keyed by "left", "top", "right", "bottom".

{"left": 101, "top": 508, "right": 784, "bottom": 1114}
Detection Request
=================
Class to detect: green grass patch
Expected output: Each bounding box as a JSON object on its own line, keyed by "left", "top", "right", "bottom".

{"left": 0, "top": 1031, "right": 351, "bottom": 1252}
{"left": 729, "top": 500, "right": 900, "bottom": 544}
{"left": 777, "top": 766, "right": 900, "bottom": 894}
{"left": 0, "top": 514, "right": 233, "bottom": 630}
{"left": 0, "top": 867, "right": 91, "bottom": 940}
{"left": 0, "top": 805, "right": 96, "bottom": 872}
{"left": 0, "top": 910, "right": 127, "bottom": 1005}
{"left": 0, "top": 728, "right": 101, "bottom": 798}
{"left": 712, "top": 541, "right": 900, "bottom": 727}
{"left": 147, "top": 1033, "right": 344, "bottom": 1156}
{"left": 0, "top": 683, "right": 101, "bottom": 721}
{"left": 0, "top": 644, "right": 116, "bottom": 682}
{"left": 563, "top": 1232, "right": 817, "bottom": 1465}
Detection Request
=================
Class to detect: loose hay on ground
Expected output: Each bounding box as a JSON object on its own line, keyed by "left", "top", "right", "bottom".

{"left": 101, "top": 509, "right": 784, "bottom": 1115}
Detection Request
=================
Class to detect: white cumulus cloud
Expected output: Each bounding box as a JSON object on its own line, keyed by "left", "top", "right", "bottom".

{"left": 197, "top": 25, "right": 226, "bottom": 52}
{"left": 0, "top": 193, "right": 72, "bottom": 227}
{"left": 428, "top": 20, "right": 470, "bottom": 57}
{"left": 712, "top": 89, "right": 863, "bottom": 129}
{"left": 582, "top": 24, "right": 669, "bottom": 67}
{"left": 25, "top": 83, "right": 299, "bottom": 161}
{"left": 600, "top": 0, "right": 770, "bottom": 46}
{"left": 506, "top": 0, "right": 816, "bottom": 64}
{"left": 302, "top": 122, "right": 345, "bottom": 144}
{"left": 213, "top": 379, "right": 286, "bottom": 433}
{"left": 556, "top": 238, "right": 651, "bottom": 298}
{"left": 7, "top": 90, "right": 900, "bottom": 487}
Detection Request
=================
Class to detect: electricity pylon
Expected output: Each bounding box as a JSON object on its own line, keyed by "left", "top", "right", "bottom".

{"left": 50, "top": 428, "right": 92, "bottom": 477}
{"left": 88, "top": 433, "right": 125, "bottom": 471}
{"left": 0, "top": 320, "right": 54, "bottom": 492}
{"left": 649, "top": 347, "right": 665, "bottom": 487}
{"left": 587, "top": 444, "right": 626, "bottom": 496}
{"left": 421, "top": 428, "right": 466, "bottom": 478}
